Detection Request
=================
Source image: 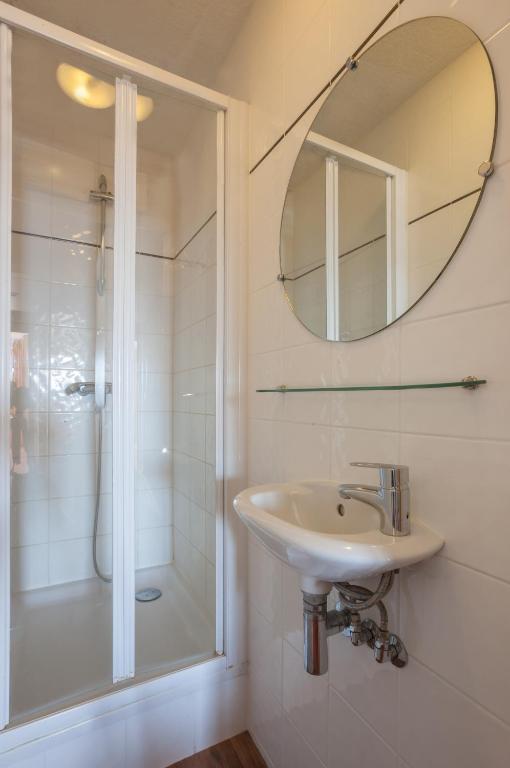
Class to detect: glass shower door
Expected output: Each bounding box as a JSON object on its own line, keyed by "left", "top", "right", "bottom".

{"left": 3, "top": 22, "right": 224, "bottom": 727}
{"left": 133, "top": 81, "right": 219, "bottom": 679}
{"left": 9, "top": 29, "right": 116, "bottom": 722}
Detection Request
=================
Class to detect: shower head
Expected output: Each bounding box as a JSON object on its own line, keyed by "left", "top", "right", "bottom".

{"left": 65, "top": 381, "right": 112, "bottom": 397}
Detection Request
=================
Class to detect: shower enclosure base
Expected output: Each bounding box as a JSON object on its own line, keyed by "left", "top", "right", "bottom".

{"left": 10, "top": 564, "right": 215, "bottom": 725}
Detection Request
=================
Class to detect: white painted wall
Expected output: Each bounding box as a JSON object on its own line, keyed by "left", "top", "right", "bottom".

{"left": 215, "top": 1, "right": 510, "bottom": 767}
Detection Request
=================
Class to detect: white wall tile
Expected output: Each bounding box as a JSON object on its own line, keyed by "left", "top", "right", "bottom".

{"left": 249, "top": 600, "right": 283, "bottom": 705}
{"left": 328, "top": 688, "right": 397, "bottom": 768}
{"left": 248, "top": 418, "right": 284, "bottom": 485}
{"left": 50, "top": 494, "right": 112, "bottom": 541}
{"left": 400, "top": 304, "right": 510, "bottom": 440}
{"left": 330, "top": 428, "right": 400, "bottom": 481}
{"left": 50, "top": 326, "right": 95, "bottom": 369}
{"left": 282, "top": 640, "right": 328, "bottom": 764}
{"left": 11, "top": 543, "right": 49, "bottom": 592}
{"left": 248, "top": 536, "right": 283, "bottom": 627}
{"left": 11, "top": 500, "right": 49, "bottom": 548}
{"left": 50, "top": 240, "right": 96, "bottom": 287}
{"left": 282, "top": 716, "right": 325, "bottom": 768}
{"left": 398, "top": 659, "right": 510, "bottom": 768}
{"left": 136, "top": 526, "right": 172, "bottom": 568}
{"left": 49, "top": 453, "right": 96, "bottom": 498}
{"left": 11, "top": 456, "right": 49, "bottom": 503}
{"left": 281, "top": 422, "right": 331, "bottom": 480}
{"left": 49, "top": 538, "right": 96, "bottom": 584}
{"left": 282, "top": 564, "right": 303, "bottom": 654}
{"left": 11, "top": 276, "right": 50, "bottom": 326}
{"left": 49, "top": 412, "right": 96, "bottom": 455}
{"left": 138, "top": 333, "right": 172, "bottom": 374}
{"left": 249, "top": 671, "right": 284, "bottom": 768}
{"left": 135, "top": 488, "right": 172, "bottom": 531}
{"left": 328, "top": 624, "right": 399, "bottom": 749}
{"left": 400, "top": 557, "right": 510, "bottom": 725}
{"left": 11, "top": 232, "right": 51, "bottom": 282}
{"left": 50, "top": 283, "right": 96, "bottom": 329}
{"left": 401, "top": 433, "right": 510, "bottom": 581}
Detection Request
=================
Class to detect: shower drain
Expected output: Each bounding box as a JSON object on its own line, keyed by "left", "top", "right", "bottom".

{"left": 135, "top": 587, "right": 162, "bottom": 602}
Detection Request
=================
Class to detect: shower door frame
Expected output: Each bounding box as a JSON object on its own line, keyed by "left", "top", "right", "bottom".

{"left": 0, "top": 1, "right": 246, "bottom": 734}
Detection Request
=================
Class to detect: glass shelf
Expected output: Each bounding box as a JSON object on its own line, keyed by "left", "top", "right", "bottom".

{"left": 256, "top": 377, "right": 486, "bottom": 393}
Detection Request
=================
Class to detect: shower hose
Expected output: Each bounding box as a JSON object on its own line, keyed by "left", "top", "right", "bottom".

{"left": 93, "top": 411, "right": 111, "bottom": 584}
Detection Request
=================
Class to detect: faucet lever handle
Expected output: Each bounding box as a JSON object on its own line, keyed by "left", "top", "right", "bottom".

{"left": 350, "top": 462, "right": 409, "bottom": 489}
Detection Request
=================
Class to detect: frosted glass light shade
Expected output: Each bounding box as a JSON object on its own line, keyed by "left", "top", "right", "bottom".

{"left": 56, "top": 63, "right": 115, "bottom": 109}
{"left": 56, "top": 63, "right": 154, "bottom": 122}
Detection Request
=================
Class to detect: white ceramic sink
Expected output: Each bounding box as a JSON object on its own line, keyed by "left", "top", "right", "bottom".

{"left": 234, "top": 481, "right": 443, "bottom": 592}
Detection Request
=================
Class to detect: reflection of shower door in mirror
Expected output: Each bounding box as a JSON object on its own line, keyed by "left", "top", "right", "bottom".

{"left": 0, "top": 22, "right": 223, "bottom": 728}
{"left": 306, "top": 132, "right": 408, "bottom": 341}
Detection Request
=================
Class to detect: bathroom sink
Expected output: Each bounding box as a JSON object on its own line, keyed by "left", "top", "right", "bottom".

{"left": 234, "top": 481, "right": 443, "bottom": 592}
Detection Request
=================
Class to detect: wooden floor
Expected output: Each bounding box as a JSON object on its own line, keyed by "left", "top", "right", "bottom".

{"left": 170, "top": 732, "right": 267, "bottom": 767}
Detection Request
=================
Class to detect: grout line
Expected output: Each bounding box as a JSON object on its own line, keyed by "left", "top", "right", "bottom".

{"left": 484, "top": 19, "right": 510, "bottom": 44}
{"left": 284, "top": 713, "right": 327, "bottom": 767}
{"left": 248, "top": 417, "right": 510, "bottom": 445}
{"left": 330, "top": 685, "right": 399, "bottom": 757}
{"left": 409, "top": 655, "right": 510, "bottom": 732}
{"left": 436, "top": 551, "right": 510, "bottom": 589}
{"left": 12, "top": 210, "right": 216, "bottom": 263}
{"left": 401, "top": 298, "right": 510, "bottom": 327}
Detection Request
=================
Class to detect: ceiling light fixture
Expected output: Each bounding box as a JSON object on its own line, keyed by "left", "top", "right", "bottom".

{"left": 56, "top": 63, "right": 154, "bottom": 122}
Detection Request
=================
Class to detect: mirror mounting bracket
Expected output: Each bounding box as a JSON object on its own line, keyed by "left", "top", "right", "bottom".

{"left": 345, "top": 56, "right": 358, "bottom": 71}
{"left": 478, "top": 160, "right": 495, "bottom": 178}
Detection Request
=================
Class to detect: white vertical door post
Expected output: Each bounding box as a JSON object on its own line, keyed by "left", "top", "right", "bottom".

{"left": 394, "top": 170, "right": 408, "bottom": 317}
{"left": 0, "top": 22, "right": 12, "bottom": 730}
{"left": 112, "top": 77, "right": 137, "bottom": 683}
{"left": 325, "top": 156, "right": 340, "bottom": 341}
{"left": 386, "top": 172, "right": 408, "bottom": 324}
{"left": 215, "top": 109, "right": 225, "bottom": 655}
{"left": 386, "top": 175, "right": 395, "bottom": 324}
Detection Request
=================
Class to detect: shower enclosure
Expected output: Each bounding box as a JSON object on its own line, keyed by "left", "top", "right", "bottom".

{"left": 0, "top": 5, "right": 239, "bottom": 733}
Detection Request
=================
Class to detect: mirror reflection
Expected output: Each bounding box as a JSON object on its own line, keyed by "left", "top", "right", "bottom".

{"left": 280, "top": 17, "right": 496, "bottom": 341}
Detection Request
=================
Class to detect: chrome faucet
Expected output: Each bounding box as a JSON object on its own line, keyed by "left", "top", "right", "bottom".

{"left": 339, "top": 462, "right": 410, "bottom": 536}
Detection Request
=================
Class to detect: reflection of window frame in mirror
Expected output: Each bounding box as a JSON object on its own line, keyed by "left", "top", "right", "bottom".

{"left": 306, "top": 131, "right": 408, "bottom": 340}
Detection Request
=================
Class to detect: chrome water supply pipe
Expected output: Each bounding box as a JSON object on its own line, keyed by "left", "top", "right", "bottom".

{"left": 302, "top": 571, "right": 407, "bottom": 675}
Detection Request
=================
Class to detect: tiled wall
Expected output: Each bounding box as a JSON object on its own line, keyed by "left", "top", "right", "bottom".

{"left": 171, "top": 115, "right": 218, "bottom": 620}
{"left": 135, "top": 148, "right": 175, "bottom": 571}
{"left": 172, "top": 219, "right": 217, "bottom": 619}
{"left": 11, "top": 134, "right": 175, "bottom": 590}
{"left": 216, "top": 1, "right": 510, "bottom": 767}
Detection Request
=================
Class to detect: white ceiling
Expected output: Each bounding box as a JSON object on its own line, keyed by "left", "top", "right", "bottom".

{"left": 6, "top": 0, "right": 253, "bottom": 87}
{"left": 313, "top": 16, "right": 478, "bottom": 147}
{"left": 9, "top": 0, "right": 254, "bottom": 162}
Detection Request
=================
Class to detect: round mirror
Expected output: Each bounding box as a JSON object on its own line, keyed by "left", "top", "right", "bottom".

{"left": 280, "top": 17, "right": 496, "bottom": 341}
